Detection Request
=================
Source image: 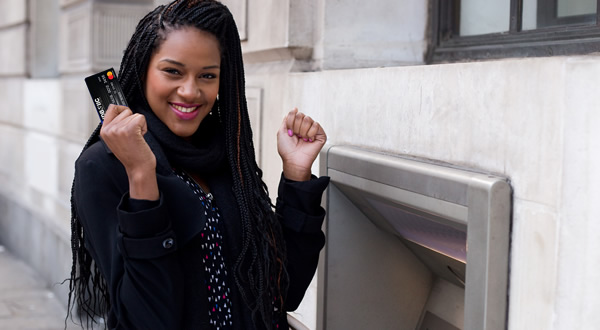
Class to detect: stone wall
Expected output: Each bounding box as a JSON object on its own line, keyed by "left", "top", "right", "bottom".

{"left": 0, "top": 0, "right": 155, "bottom": 316}
{"left": 1, "top": 1, "right": 599, "bottom": 329}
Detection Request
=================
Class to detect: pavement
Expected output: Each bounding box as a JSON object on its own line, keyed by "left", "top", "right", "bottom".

{"left": 0, "top": 245, "right": 81, "bottom": 330}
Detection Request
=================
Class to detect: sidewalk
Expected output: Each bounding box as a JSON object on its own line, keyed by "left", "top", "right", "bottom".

{"left": 0, "top": 245, "right": 79, "bottom": 330}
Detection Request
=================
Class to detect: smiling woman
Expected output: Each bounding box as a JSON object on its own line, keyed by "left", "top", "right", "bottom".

{"left": 66, "top": 1, "right": 329, "bottom": 329}
{"left": 145, "top": 27, "right": 221, "bottom": 138}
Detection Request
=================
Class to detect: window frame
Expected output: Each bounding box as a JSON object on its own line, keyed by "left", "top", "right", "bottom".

{"left": 428, "top": 0, "right": 600, "bottom": 63}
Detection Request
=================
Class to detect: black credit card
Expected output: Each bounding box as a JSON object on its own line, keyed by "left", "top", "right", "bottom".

{"left": 84, "top": 68, "right": 128, "bottom": 122}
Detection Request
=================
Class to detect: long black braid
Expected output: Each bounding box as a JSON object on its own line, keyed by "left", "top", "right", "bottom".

{"left": 67, "top": 1, "right": 289, "bottom": 328}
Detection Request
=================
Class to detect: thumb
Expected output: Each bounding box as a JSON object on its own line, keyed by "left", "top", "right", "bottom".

{"left": 278, "top": 115, "right": 292, "bottom": 138}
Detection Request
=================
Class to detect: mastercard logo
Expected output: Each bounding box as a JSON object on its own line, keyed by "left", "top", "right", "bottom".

{"left": 107, "top": 71, "right": 114, "bottom": 80}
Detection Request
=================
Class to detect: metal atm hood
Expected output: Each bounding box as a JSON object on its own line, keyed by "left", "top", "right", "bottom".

{"left": 318, "top": 145, "right": 512, "bottom": 330}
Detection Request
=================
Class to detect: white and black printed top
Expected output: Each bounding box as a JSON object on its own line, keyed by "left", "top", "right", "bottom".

{"left": 174, "top": 168, "right": 234, "bottom": 329}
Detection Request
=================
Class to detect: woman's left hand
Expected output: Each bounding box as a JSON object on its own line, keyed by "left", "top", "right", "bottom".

{"left": 277, "top": 108, "right": 327, "bottom": 181}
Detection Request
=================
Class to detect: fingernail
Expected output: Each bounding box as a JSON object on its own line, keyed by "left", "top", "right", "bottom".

{"left": 303, "top": 138, "right": 308, "bottom": 142}
{"left": 287, "top": 129, "right": 293, "bottom": 137}
{"left": 309, "top": 138, "right": 313, "bottom": 142}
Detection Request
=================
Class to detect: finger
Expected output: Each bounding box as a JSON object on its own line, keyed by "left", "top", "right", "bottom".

{"left": 102, "top": 112, "right": 140, "bottom": 141}
{"left": 113, "top": 107, "right": 134, "bottom": 124}
{"left": 285, "top": 108, "right": 299, "bottom": 136}
{"left": 103, "top": 104, "right": 131, "bottom": 125}
{"left": 306, "top": 121, "right": 321, "bottom": 141}
{"left": 293, "top": 111, "right": 304, "bottom": 135}
{"left": 299, "top": 116, "right": 314, "bottom": 141}
{"left": 128, "top": 113, "right": 148, "bottom": 136}
{"left": 101, "top": 107, "right": 133, "bottom": 137}
{"left": 279, "top": 114, "right": 290, "bottom": 136}
{"left": 114, "top": 113, "right": 147, "bottom": 138}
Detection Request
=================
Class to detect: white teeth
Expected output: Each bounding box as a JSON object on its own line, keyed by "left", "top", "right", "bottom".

{"left": 172, "top": 104, "right": 198, "bottom": 113}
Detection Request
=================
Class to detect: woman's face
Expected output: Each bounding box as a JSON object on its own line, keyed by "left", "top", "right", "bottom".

{"left": 145, "top": 27, "right": 221, "bottom": 138}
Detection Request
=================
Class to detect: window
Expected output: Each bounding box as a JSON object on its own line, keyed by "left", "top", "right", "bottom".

{"left": 428, "top": 0, "right": 600, "bottom": 63}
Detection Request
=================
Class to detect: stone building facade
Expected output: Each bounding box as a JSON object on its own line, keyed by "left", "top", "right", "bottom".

{"left": 1, "top": 0, "right": 600, "bottom": 329}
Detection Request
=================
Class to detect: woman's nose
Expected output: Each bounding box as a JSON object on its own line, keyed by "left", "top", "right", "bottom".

{"left": 177, "top": 77, "right": 199, "bottom": 99}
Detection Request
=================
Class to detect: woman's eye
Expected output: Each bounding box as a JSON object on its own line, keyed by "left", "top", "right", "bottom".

{"left": 164, "top": 68, "right": 180, "bottom": 75}
{"left": 201, "top": 73, "right": 217, "bottom": 79}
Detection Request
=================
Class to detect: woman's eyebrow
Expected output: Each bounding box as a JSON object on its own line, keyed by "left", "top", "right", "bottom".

{"left": 159, "top": 58, "right": 185, "bottom": 67}
{"left": 159, "top": 58, "right": 220, "bottom": 69}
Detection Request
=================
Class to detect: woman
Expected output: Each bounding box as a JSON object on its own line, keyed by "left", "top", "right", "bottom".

{"left": 67, "top": 1, "right": 329, "bottom": 329}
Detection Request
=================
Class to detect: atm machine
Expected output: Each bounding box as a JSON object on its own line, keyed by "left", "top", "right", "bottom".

{"left": 317, "top": 146, "right": 511, "bottom": 330}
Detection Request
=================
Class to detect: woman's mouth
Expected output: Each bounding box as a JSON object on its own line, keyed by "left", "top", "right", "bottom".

{"left": 170, "top": 102, "right": 201, "bottom": 120}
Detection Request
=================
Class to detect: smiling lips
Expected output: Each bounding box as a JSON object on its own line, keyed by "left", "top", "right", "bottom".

{"left": 170, "top": 102, "right": 201, "bottom": 120}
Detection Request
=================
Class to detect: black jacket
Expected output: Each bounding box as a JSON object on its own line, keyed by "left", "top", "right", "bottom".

{"left": 73, "top": 133, "right": 329, "bottom": 329}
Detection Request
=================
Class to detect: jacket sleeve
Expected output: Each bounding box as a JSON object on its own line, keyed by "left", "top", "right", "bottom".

{"left": 275, "top": 173, "right": 330, "bottom": 311}
{"left": 74, "top": 152, "right": 184, "bottom": 329}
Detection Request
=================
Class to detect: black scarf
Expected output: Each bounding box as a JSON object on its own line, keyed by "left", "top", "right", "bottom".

{"left": 137, "top": 104, "right": 226, "bottom": 174}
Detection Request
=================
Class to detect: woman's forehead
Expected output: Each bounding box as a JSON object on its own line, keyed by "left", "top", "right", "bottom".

{"left": 152, "top": 27, "right": 221, "bottom": 66}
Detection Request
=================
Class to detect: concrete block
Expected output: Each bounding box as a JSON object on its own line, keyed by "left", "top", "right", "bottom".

{"left": 0, "top": 78, "right": 24, "bottom": 126}
{"left": 0, "top": 126, "right": 26, "bottom": 184}
{"left": 59, "top": 2, "right": 92, "bottom": 73}
{"left": 25, "top": 132, "right": 59, "bottom": 197}
{"left": 58, "top": 141, "right": 84, "bottom": 205}
{"left": 552, "top": 56, "right": 600, "bottom": 329}
{"left": 61, "top": 75, "right": 99, "bottom": 143}
{"left": 221, "top": 0, "right": 247, "bottom": 40}
{"left": 90, "top": 2, "right": 155, "bottom": 71}
{"left": 60, "top": 1, "right": 155, "bottom": 74}
{"left": 60, "top": 0, "right": 85, "bottom": 9}
{"left": 321, "top": 0, "right": 427, "bottom": 68}
{"left": 245, "top": 0, "right": 289, "bottom": 52}
{"left": 28, "top": 0, "right": 61, "bottom": 78}
{"left": 0, "top": 0, "right": 26, "bottom": 27}
{"left": 506, "top": 199, "right": 557, "bottom": 330}
{"left": 0, "top": 195, "right": 74, "bottom": 320}
{"left": 246, "top": 87, "right": 263, "bottom": 166}
{"left": 24, "top": 80, "right": 63, "bottom": 135}
{"left": 284, "top": 58, "right": 565, "bottom": 208}
{"left": 0, "top": 25, "right": 27, "bottom": 76}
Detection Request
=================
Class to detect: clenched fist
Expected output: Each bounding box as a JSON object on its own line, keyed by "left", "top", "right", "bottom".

{"left": 277, "top": 108, "right": 327, "bottom": 181}
{"left": 100, "top": 104, "right": 158, "bottom": 200}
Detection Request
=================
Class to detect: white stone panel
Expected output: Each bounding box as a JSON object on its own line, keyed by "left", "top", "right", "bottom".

{"left": 221, "top": 0, "right": 247, "bottom": 40}
{"left": 0, "top": 0, "right": 26, "bottom": 27}
{"left": 91, "top": 3, "right": 155, "bottom": 70}
{"left": 321, "top": 0, "right": 427, "bottom": 69}
{"left": 246, "top": 87, "right": 262, "bottom": 165}
{"left": 28, "top": 0, "right": 60, "bottom": 78}
{"left": 60, "top": 2, "right": 153, "bottom": 73}
{"left": 554, "top": 57, "right": 600, "bottom": 330}
{"left": 25, "top": 132, "right": 59, "bottom": 197}
{"left": 60, "top": 0, "right": 85, "bottom": 8}
{"left": 0, "top": 126, "right": 26, "bottom": 184}
{"left": 244, "top": 0, "right": 289, "bottom": 52}
{"left": 260, "top": 56, "right": 585, "bottom": 328}
{"left": 506, "top": 199, "right": 557, "bottom": 330}
{"left": 60, "top": 2, "right": 92, "bottom": 73}
{"left": 0, "top": 77, "right": 24, "bottom": 126}
{"left": 289, "top": 272, "right": 318, "bottom": 330}
{"left": 243, "top": 63, "right": 293, "bottom": 200}
{"left": 61, "top": 75, "right": 100, "bottom": 143}
{"left": 284, "top": 58, "right": 564, "bottom": 208}
{"left": 0, "top": 25, "right": 27, "bottom": 76}
{"left": 58, "top": 141, "right": 84, "bottom": 209}
{"left": 23, "top": 80, "right": 62, "bottom": 135}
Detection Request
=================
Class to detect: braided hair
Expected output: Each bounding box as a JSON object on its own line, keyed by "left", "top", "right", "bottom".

{"left": 67, "top": 1, "right": 289, "bottom": 328}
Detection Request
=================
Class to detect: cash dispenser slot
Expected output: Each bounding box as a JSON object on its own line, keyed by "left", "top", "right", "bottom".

{"left": 317, "top": 146, "right": 511, "bottom": 330}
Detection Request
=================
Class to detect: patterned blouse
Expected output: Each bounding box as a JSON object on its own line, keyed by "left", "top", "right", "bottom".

{"left": 174, "top": 169, "right": 233, "bottom": 329}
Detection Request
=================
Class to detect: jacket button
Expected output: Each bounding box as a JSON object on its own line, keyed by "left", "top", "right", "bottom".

{"left": 162, "top": 238, "right": 174, "bottom": 249}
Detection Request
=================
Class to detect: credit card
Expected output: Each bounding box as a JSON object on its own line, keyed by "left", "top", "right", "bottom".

{"left": 84, "top": 68, "right": 128, "bottom": 122}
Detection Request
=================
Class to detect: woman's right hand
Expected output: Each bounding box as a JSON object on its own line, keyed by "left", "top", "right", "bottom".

{"left": 100, "top": 104, "right": 159, "bottom": 200}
